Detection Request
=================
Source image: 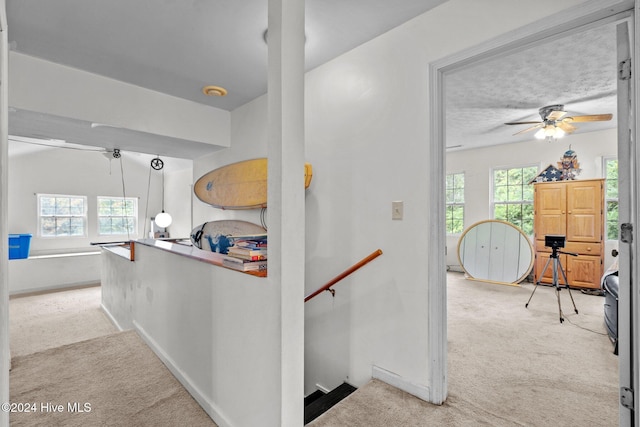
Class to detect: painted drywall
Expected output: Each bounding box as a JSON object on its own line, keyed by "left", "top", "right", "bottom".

{"left": 192, "top": 95, "right": 268, "bottom": 228}
{"left": 163, "top": 166, "right": 194, "bottom": 239}
{"left": 303, "top": 0, "right": 592, "bottom": 397}
{"left": 101, "top": 242, "right": 280, "bottom": 427}
{"left": 9, "top": 52, "right": 230, "bottom": 148}
{"left": 445, "top": 128, "right": 618, "bottom": 270}
{"left": 8, "top": 144, "right": 162, "bottom": 252}
{"left": 188, "top": 0, "right": 592, "bottom": 400}
{"left": 0, "top": 2, "right": 9, "bottom": 423}
{"left": 2, "top": 0, "right": 598, "bottom": 419}
{"left": 7, "top": 142, "right": 193, "bottom": 293}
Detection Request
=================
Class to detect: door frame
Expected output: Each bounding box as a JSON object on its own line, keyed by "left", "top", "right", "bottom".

{"left": 428, "top": 1, "right": 638, "bottom": 421}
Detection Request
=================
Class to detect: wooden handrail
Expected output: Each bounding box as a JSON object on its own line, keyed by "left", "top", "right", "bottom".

{"left": 304, "top": 249, "right": 383, "bottom": 302}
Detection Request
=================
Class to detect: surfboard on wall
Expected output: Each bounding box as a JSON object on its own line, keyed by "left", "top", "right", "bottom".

{"left": 193, "top": 158, "right": 313, "bottom": 209}
{"left": 190, "top": 220, "right": 266, "bottom": 254}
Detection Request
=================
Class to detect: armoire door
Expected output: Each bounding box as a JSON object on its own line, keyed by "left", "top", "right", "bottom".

{"left": 534, "top": 182, "right": 566, "bottom": 240}
{"left": 566, "top": 180, "right": 603, "bottom": 243}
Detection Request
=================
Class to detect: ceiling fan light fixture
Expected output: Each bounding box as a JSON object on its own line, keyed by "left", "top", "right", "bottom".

{"left": 536, "top": 125, "right": 565, "bottom": 141}
{"left": 202, "top": 85, "right": 228, "bottom": 97}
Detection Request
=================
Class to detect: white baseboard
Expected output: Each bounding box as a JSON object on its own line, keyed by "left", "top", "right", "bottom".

{"left": 315, "top": 383, "right": 331, "bottom": 394}
{"left": 133, "top": 321, "right": 234, "bottom": 427}
{"left": 9, "top": 281, "right": 100, "bottom": 297}
{"left": 372, "top": 365, "right": 430, "bottom": 402}
{"left": 99, "top": 303, "right": 125, "bottom": 332}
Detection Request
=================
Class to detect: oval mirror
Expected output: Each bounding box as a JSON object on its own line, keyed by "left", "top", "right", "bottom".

{"left": 457, "top": 220, "right": 534, "bottom": 285}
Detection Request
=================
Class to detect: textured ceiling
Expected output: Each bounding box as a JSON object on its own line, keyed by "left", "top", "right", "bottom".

{"left": 445, "top": 21, "right": 618, "bottom": 151}
{"left": 4, "top": 1, "right": 618, "bottom": 158}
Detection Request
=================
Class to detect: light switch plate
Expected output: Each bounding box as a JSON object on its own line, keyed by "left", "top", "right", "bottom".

{"left": 392, "top": 201, "right": 403, "bottom": 220}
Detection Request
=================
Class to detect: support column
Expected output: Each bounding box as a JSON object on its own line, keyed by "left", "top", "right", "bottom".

{"left": 0, "top": 2, "right": 9, "bottom": 426}
{"left": 267, "top": 0, "right": 305, "bottom": 425}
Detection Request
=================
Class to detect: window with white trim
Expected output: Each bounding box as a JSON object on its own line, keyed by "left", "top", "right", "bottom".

{"left": 604, "top": 157, "right": 618, "bottom": 240}
{"left": 445, "top": 172, "right": 464, "bottom": 234}
{"left": 492, "top": 165, "right": 537, "bottom": 235}
{"left": 38, "top": 194, "right": 87, "bottom": 237}
{"left": 97, "top": 197, "right": 138, "bottom": 236}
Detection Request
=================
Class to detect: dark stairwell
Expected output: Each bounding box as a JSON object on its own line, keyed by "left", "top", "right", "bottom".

{"left": 304, "top": 382, "right": 357, "bottom": 424}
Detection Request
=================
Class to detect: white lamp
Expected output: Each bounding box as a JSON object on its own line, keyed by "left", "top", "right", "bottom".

{"left": 155, "top": 211, "right": 172, "bottom": 228}
{"left": 154, "top": 160, "right": 172, "bottom": 228}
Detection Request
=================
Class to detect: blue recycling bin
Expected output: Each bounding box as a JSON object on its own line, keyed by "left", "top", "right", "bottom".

{"left": 9, "top": 234, "right": 32, "bottom": 259}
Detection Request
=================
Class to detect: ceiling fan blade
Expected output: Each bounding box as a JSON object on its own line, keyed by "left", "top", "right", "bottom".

{"left": 512, "top": 123, "right": 543, "bottom": 136}
{"left": 557, "top": 121, "right": 577, "bottom": 134}
{"left": 564, "top": 113, "right": 613, "bottom": 122}
{"left": 546, "top": 110, "right": 567, "bottom": 121}
{"left": 504, "top": 121, "right": 542, "bottom": 125}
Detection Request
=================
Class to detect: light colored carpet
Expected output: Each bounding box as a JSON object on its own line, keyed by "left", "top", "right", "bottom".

{"left": 10, "top": 285, "right": 117, "bottom": 357}
{"left": 9, "top": 330, "right": 217, "bottom": 426}
{"left": 9, "top": 286, "right": 216, "bottom": 426}
{"left": 310, "top": 272, "right": 618, "bottom": 426}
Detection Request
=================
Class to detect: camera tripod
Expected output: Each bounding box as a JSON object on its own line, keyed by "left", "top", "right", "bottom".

{"left": 525, "top": 246, "right": 579, "bottom": 323}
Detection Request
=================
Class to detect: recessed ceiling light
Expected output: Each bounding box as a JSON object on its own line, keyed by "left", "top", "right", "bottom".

{"left": 202, "top": 85, "right": 228, "bottom": 97}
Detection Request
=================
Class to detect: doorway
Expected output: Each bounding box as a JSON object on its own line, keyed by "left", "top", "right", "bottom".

{"left": 428, "top": 2, "right": 637, "bottom": 425}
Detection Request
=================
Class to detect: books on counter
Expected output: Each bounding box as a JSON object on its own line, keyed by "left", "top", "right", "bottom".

{"left": 232, "top": 236, "right": 267, "bottom": 249}
{"left": 222, "top": 255, "right": 268, "bottom": 272}
{"left": 223, "top": 234, "right": 268, "bottom": 271}
{"left": 226, "top": 246, "right": 267, "bottom": 260}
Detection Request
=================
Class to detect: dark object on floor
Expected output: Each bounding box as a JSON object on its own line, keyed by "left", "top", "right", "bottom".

{"left": 304, "top": 382, "right": 357, "bottom": 424}
{"left": 581, "top": 288, "right": 604, "bottom": 296}
{"left": 603, "top": 273, "right": 618, "bottom": 355}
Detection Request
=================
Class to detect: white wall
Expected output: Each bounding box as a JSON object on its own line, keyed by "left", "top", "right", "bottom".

{"left": 3, "top": 0, "right": 598, "bottom": 417}
{"left": 445, "top": 128, "right": 618, "bottom": 270}
{"left": 194, "top": 0, "right": 592, "bottom": 400}
{"left": 9, "top": 144, "right": 163, "bottom": 252}
{"left": 101, "top": 244, "right": 280, "bottom": 427}
{"left": 10, "top": 52, "right": 230, "bottom": 147}
{"left": 164, "top": 166, "right": 195, "bottom": 239}
{"left": 192, "top": 95, "right": 268, "bottom": 230}
{"left": 7, "top": 141, "right": 193, "bottom": 293}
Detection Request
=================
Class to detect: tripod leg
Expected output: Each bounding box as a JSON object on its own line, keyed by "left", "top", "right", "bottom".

{"left": 557, "top": 260, "right": 578, "bottom": 314}
{"left": 555, "top": 285, "right": 564, "bottom": 323}
{"left": 553, "top": 258, "right": 565, "bottom": 323}
{"left": 526, "top": 256, "right": 552, "bottom": 308}
{"left": 525, "top": 283, "right": 539, "bottom": 308}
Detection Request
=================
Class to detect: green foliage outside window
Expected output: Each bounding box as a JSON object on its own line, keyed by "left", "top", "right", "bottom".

{"left": 446, "top": 173, "right": 464, "bottom": 234}
{"left": 605, "top": 159, "right": 618, "bottom": 240}
{"left": 39, "top": 195, "right": 87, "bottom": 237}
{"left": 98, "top": 197, "right": 137, "bottom": 235}
{"left": 493, "top": 166, "right": 537, "bottom": 235}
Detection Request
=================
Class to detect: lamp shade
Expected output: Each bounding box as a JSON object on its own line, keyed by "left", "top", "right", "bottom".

{"left": 155, "top": 211, "right": 172, "bottom": 228}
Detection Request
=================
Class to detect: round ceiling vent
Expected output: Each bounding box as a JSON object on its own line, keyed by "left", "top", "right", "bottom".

{"left": 202, "top": 85, "right": 228, "bottom": 97}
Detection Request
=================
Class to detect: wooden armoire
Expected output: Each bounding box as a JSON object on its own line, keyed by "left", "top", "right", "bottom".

{"left": 533, "top": 178, "right": 604, "bottom": 289}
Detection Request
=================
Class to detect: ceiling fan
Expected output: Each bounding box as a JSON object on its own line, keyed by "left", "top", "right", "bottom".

{"left": 504, "top": 104, "right": 613, "bottom": 140}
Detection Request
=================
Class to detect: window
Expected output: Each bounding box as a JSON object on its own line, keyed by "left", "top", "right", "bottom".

{"left": 604, "top": 158, "right": 618, "bottom": 240}
{"left": 38, "top": 194, "right": 87, "bottom": 237}
{"left": 492, "top": 166, "right": 537, "bottom": 235}
{"left": 446, "top": 172, "right": 464, "bottom": 234}
{"left": 98, "top": 197, "right": 138, "bottom": 235}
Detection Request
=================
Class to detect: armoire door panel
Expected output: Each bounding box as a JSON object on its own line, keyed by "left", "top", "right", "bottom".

{"left": 534, "top": 215, "right": 566, "bottom": 239}
{"left": 566, "top": 255, "right": 601, "bottom": 289}
{"left": 566, "top": 181, "right": 602, "bottom": 242}
{"left": 567, "top": 214, "right": 600, "bottom": 242}
{"left": 534, "top": 183, "right": 566, "bottom": 239}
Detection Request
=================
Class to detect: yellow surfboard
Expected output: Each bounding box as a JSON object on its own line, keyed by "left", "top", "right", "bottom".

{"left": 194, "top": 158, "right": 313, "bottom": 209}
